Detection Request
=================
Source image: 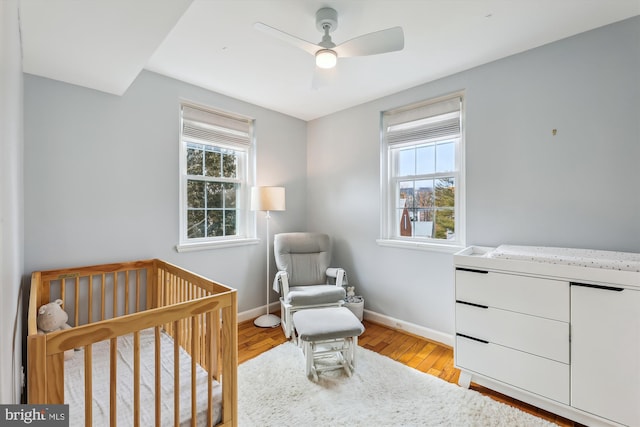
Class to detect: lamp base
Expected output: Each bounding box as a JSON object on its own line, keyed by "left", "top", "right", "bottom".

{"left": 254, "top": 313, "right": 281, "bottom": 328}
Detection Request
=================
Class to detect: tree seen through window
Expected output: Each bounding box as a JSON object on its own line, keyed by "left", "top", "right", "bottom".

{"left": 186, "top": 143, "right": 239, "bottom": 239}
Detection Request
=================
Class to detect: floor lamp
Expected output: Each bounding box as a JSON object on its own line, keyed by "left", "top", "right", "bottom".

{"left": 251, "top": 186, "right": 286, "bottom": 328}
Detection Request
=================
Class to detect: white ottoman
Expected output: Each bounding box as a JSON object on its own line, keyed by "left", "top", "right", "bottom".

{"left": 293, "top": 307, "right": 365, "bottom": 381}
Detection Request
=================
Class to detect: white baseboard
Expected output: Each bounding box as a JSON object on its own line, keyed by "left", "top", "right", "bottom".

{"left": 240, "top": 304, "right": 453, "bottom": 348}
{"left": 239, "top": 302, "right": 280, "bottom": 324}
{"left": 363, "top": 309, "right": 454, "bottom": 347}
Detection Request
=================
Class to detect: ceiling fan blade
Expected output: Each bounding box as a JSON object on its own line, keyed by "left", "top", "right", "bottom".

{"left": 253, "top": 22, "right": 319, "bottom": 56}
{"left": 334, "top": 26, "right": 404, "bottom": 58}
{"left": 311, "top": 66, "right": 336, "bottom": 90}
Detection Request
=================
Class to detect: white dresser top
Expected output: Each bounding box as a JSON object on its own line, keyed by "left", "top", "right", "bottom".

{"left": 488, "top": 245, "right": 640, "bottom": 273}
{"left": 454, "top": 245, "right": 640, "bottom": 290}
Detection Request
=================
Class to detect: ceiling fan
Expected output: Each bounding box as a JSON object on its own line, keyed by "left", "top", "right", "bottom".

{"left": 254, "top": 7, "right": 404, "bottom": 71}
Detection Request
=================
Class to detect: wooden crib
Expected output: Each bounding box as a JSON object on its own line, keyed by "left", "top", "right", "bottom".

{"left": 27, "top": 259, "right": 238, "bottom": 427}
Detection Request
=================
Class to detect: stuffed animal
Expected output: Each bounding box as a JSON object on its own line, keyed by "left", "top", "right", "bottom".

{"left": 37, "top": 299, "right": 74, "bottom": 360}
{"left": 346, "top": 286, "right": 355, "bottom": 298}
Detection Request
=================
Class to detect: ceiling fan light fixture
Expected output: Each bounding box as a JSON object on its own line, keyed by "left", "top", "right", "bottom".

{"left": 315, "top": 49, "right": 337, "bottom": 69}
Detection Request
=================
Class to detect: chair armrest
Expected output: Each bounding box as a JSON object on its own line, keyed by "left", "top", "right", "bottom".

{"left": 273, "top": 271, "right": 290, "bottom": 296}
{"left": 326, "top": 267, "right": 347, "bottom": 287}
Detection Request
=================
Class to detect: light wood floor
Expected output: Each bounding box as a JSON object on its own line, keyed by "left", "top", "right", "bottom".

{"left": 238, "top": 317, "right": 585, "bottom": 427}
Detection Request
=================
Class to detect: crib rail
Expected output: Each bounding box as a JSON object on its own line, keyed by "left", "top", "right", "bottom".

{"left": 30, "top": 260, "right": 151, "bottom": 327}
{"left": 27, "top": 259, "right": 238, "bottom": 427}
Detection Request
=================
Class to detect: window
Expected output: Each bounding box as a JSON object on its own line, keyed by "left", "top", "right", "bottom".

{"left": 379, "top": 93, "right": 465, "bottom": 250}
{"left": 177, "top": 103, "right": 255, "bottom": 251}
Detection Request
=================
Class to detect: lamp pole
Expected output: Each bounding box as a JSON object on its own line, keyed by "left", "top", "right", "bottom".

{"left": 251, "top": 186, "right": 285, "bottom": 328}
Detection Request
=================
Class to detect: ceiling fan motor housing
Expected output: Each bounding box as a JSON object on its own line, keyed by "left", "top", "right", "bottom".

{"left": 316, "top": 7, "right": 338, "bottom": 33}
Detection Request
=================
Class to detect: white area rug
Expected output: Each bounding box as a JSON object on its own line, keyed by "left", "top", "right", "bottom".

{"left": 238, "top": 342, "right": 555, "bottom": 426}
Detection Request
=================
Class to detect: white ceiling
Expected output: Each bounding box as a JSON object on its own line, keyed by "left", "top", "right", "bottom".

{"left": 20, "top": 0, "right": 640, "bottom": 121}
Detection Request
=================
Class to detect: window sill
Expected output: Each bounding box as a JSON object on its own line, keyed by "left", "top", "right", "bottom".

{"left": 376, "top": 239, "right": 464, "bottom": 254}
{"left": 176, "top": 238, "right": 260, "bottom": 253}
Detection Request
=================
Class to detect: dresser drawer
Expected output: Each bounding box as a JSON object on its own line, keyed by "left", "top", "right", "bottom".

{"left": 455, "top": 269, "right": 569, "bottom": 321}
{"left": 455, "top": 335, "right": 569, "bottom": 404}
{"left": 455, "top": 302, "right": 569, "bottom": 363}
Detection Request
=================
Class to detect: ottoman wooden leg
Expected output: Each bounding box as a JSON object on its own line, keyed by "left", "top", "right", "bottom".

{"left": 303, "top": 341, "right": 318, "bottom": 381}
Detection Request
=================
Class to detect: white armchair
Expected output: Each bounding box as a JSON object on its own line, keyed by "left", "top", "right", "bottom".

{"left": 273, "top": 232, "right": 347, "bottom": 338}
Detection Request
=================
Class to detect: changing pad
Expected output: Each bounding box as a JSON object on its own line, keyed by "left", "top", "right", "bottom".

{"left": 487, "top": 245, "right": 640, "bottom": 273}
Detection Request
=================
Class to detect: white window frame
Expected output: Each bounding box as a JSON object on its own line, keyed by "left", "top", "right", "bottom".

{"left": 378, "top": 92, "right": 466, "bottom": 253}
{"left": 176, "top": 102, "right": 258, "bottom": 252}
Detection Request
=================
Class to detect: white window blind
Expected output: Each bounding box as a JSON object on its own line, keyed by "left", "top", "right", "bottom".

{"left": 182, "top": 104, "right": 251, "bottom": 147}
{"left": 384, "top": 97, "right": 461, "bottom": 146}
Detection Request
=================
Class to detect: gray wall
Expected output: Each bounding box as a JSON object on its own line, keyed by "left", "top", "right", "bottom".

{"left": 24, "top": 71, "right": 308, "bottom": 313}
{"left": 306, "top": 17, "right": 640, "bottom": 335}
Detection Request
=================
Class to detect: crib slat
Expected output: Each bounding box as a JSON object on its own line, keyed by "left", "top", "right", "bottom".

{"left": 175, "top": 273, "right": 179, "bottom": 304}
{"left": 182, "top": 279, "right": 187, "bottom": 351}
{"left": 160, "top": 269, "right": 166, "bottom": 328}
{"left": 169, "top": 270, "right": 172, "bottom": 303}
{"left": 41, "top": 279, "right": 51, "bottom": 308}
{"left": 84, "top": 344, "right": 93, "bottom": 427}
{"left": 113, "top": 272, "right": 118, "bottom": 318}
{"left": 110, "top": 337, "right": 117, "bottom": 427}
{"left": 153, "top": 265, "right": 159, "bottom": 310}
{"left": 206, "top": 311, "right": 213, "bottom": 427}
{"left": 88, "top": 276, "right": 93, "bottom": 324}
{"left": 181, "top": 280, "right": 185, "bottom": 347}
{"left": 158, "top": 270, "right": 168, "bottom": 336}
{"left": 60, "top": 278, "right": 66, "bottom": 309}
{"left": 155, "top": 326, "right": 161, "bottom": 427}
{"left": 162, "top": 267, "right": 168, "bottom": 308}
{"left": 169, "top": 273, "right": 175, "bottom": 334}
{"left": 173, "top": 321, "right": 180, "bottom": 427}
{"left": 125, "top": 270, "right": 130, "bottom": 315}
{"left": 74, "top": 277, "right": 80, "bottom": 326}
{"left": 136, "top": 270, "right": 141, "bottom": 312}
{"left": 191, "top": 315, "right": 198, "bottom": 427}
{"left": 153, "top": 268, "right": 159, "bottom": 311}
{"left": 169, "top": 274, "right": 175, "bottom": 334}
{"left": 133, "top": 330, "right": 140, "bottom": 427}
{"left": 178, "top": 278, "right": 183, "bottom": 348}
{"left": 200, "top": 288, "right": 206, "bottom": 365}
{"left": 101, "top": 273, "right": 106, "bottom": 321}
{"left": 212, "top": 312, "right": 221, "bottom": 380}
{"left": 185, "top": 280, "right": 190, "bottom": 353}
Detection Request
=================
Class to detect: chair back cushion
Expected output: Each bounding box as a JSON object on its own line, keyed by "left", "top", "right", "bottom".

{"left": 274, "top": 232, "right": 331, "bottom": 286}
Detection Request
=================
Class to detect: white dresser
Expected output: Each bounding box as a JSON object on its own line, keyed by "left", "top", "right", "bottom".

{"left": 454, "top": 245, "right": 640, "bottom": 427}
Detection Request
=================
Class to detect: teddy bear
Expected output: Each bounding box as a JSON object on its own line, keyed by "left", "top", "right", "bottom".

{"left": 37, "top": 299, "right": 74, "bottom": 360}
{"left": 346, "top": 286, "right": 355, "bottom": 298}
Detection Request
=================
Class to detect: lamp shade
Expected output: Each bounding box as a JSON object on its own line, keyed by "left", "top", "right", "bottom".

{"left": 250, "top": 186, "right": 286, "bottom": 211}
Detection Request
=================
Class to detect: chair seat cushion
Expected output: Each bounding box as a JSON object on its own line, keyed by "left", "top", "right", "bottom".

{"left": 293, "top": 307, "right": 365, "bottom": 341}
{"left": 285, "top": 285, "right": 346, "bottom": 306}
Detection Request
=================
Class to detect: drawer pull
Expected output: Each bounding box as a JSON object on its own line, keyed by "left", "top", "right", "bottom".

{"left": 570, "top": 282, "right": 624, "bottom": 292}
{"left": 457, "top": 333, "right": 489, "bottom": 344}
{"left": 456, "top": 267, "right": 488, "bottom": 274}
{"left": 456, "top": 300, "right": 489, "bottom": 309}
